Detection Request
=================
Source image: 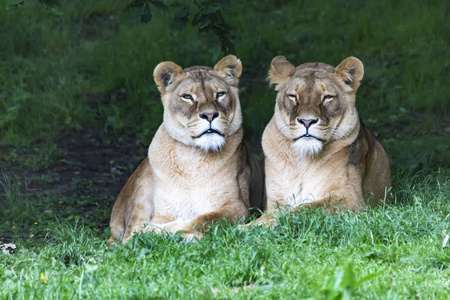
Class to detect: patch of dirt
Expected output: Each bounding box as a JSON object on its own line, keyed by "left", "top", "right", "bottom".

{"left": 12, "top": 130, "right": 147, "bottom": 199}
{"left": 0, "top": 129, "right": 147, "bottom": 243}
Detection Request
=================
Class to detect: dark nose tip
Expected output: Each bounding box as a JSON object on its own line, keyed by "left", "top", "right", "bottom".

{"left": 199, "top": 112, "right": 219, "bottom": 122}
{"left": 297, "top": 118, "right": 318, "bottom": 129}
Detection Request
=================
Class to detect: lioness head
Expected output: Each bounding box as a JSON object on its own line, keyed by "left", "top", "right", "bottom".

{"left": 153, "top": 55, "right": 243, "bottom": 152}
{"left": 269, "top": 56, "right": 364, "bottom": 157}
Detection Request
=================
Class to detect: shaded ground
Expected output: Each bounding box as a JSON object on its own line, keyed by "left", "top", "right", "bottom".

{"left": 10, "top": 130, "right": 146, "bottom": 198}
{"left": 38, "top": 130, "right": 144, "bottom": 197}
{"left": 0, "top": 130, "right": 147, "bottom": 242}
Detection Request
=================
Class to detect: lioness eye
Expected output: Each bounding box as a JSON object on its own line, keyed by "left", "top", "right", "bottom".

{"left": 323, "top": 95, "right": 335, "bottom": 101}
{"left": 287, "top": 94, "right": 297, "bottom": 101}
{"left": 216, "top": 92, "right": 226, "bottom": 99}
{"left": 181, "top": 94, "right": 193, "bottom": 101}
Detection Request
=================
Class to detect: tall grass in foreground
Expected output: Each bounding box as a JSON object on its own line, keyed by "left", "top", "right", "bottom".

{"left": 0, "top": 170, "right": 448, "bottom": 299}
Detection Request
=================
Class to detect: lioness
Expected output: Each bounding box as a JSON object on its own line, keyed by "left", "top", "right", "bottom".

{"left": 251, "top": 56, "right": 391, "bottom": 226}
{"left": 108, "top": 55, "right": 264, "bottom": 244}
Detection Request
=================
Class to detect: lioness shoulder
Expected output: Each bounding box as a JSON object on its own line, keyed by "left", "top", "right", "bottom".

{"left": 254, "top": 56, "right": 391, "bottom": 224}
{"left": 108, "top": 55, "right": 265, "bottom": 244}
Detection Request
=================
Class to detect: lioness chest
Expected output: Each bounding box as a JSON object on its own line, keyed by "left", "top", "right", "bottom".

{"left": 266, "top": 143, "right": 352, "bottom": 207}
{"left": 275, "top": 160, "right": 335, "bottom": 206}
{"left": 287, "top": 166, "right": 349, "bottom": 205}
{"left": 148, "top": 127, "right": 240, "bottom": 221}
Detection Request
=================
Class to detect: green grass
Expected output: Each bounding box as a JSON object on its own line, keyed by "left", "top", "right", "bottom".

{"left": 1, "top": 0, "right": 449, "bottom": 298}
{"left": 0, "top": 0, "right": 447, "bottom": 147}
{"left": 1, "top": 170, "right": 449, "bottom": 299}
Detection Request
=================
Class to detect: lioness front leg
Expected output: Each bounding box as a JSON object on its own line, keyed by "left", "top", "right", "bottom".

{"left": 153, "top": 203, "right": 248, "bottom": 240}
{"left": 149, "top": 220, "right": 203, "bottom": 241}
{"left": 242, "top": 211, "right": 278, "bottom": 229}
{"left": 242, "top": 191, "right": 284, "bottom": 229}
{"left": 188, "top": 204, "right": 248, "bottom": 231}
{"left": 242, "top": 199, "right": 333, "bottom": 230}
{"left": 243, "top": 190, "right": 365, "bottom": 230}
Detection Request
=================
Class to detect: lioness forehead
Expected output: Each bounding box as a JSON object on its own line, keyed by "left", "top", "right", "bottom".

{"left": 184, "top": 66, "right": 213, "bottom": 73}
{"left": 181, "top": 66, "right": 223, "bottom": 85}
{"left": 291, "top": 62, "right": 335, "bottom": 77}
{"left": 284, "top": 63, "right": 339, "bottom": 92}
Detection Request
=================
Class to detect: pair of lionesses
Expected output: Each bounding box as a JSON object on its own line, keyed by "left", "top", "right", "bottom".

{"left": 107, "top": 55, "right": 391, "bottom": 244}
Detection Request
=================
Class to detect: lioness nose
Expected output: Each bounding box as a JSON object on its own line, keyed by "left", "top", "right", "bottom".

{"left": 297, "top": 118, "right": 318, "bottom": 129}
{"left": 199, "top": 112, "right": 219, "bottom": 122}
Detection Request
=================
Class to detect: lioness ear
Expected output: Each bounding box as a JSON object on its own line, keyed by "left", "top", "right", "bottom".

{"left": 335, "top": 57, "right": 364, "bottom": 92}
{"left": 268, "top": 56, "right": 295, "bottom": 88}
{"left": 213, "top": 55, "right": 242, "bottom": 87}
{"left": 153, "top": 61, "right": 184, "bottom": 94}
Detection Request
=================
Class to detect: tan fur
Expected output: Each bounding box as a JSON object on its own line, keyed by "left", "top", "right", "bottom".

{"left": 250, "top": 56, "right": 391, "bottom": 226}
{"left": 108, "top": 55, "right": 265, "bottom": 244}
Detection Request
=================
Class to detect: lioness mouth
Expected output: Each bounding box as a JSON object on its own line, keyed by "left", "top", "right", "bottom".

{"left": 197, "top": 128, "right": 223, "bottom": 138}
{"left": 295, "top": 134, "right": 324, "bottom": 142}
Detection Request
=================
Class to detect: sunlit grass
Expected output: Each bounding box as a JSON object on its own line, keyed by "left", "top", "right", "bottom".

{"left": 1, "top": 170, "right": 449, "bottom": 298}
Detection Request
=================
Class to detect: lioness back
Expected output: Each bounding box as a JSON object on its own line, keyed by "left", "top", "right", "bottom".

{"left": 108, "top": 56, "right": 264, "bottom": 244}
{"left": 258, "top": 56, "right": 391, "bottom": 220}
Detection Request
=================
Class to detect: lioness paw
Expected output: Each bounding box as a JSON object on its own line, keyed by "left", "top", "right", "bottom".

{"left": 241, "top": 218, "right": 278, "bottom": 230}
{"left": 182, "top": 232, "right": 203, "bottom": 242}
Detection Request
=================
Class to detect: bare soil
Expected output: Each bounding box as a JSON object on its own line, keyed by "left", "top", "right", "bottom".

{"left": 0, "top": 130, "right": 147, "bottom": 243}
{"left": 9, "top": 130, "right": 146, "bottom": 198}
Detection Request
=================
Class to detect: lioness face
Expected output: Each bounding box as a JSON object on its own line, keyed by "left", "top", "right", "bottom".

{"left": 269, "top": 56, "right": 364, "bottom": 157}
{"left": 153, "top": 56, "right": 243, "bottom": 152}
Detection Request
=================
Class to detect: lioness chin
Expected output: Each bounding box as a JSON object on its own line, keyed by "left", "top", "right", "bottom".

{"left": 249, "top": 56, "right": 391, "bottom": 227}
{"left": 108, "top": 55, "right": 264, "bottom": 244}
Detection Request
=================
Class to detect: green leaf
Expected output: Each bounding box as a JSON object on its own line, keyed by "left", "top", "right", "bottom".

{"left": 210, "top": 0, "right": 237, "bottom": 10}
{"left": 127, "top": 6, "right": 145, "bottom": 22}
{"left": 203, "top": 4, "right": 220, "bottom": 15}
{"left": 173, "top": 5, "right": 189, "bottom": 29}
{"left": 341, "top": 263, "right": 356, "bottom": 290}
{"left": 197, "top": 15, "right": 211, "bottom": 29}
{"left": 124, "top": 1, "right": 147, "bottom": 22}
{"left": 151, "top": 0, "right": 168, "bottom": 13}
{"left": 39, "top": 0, "right": 63, "bottom": 16}
{"left": 220, "top": 36, "right": 235, "bottom": 54}
{"left": 208, "top": 44, "right": 222, "bottom": 62}
{"left": 5, "top": 0, "right": 23, "bottom": 10}
{"left": 141, "top": 5, "right": 152, "bottom": 23}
